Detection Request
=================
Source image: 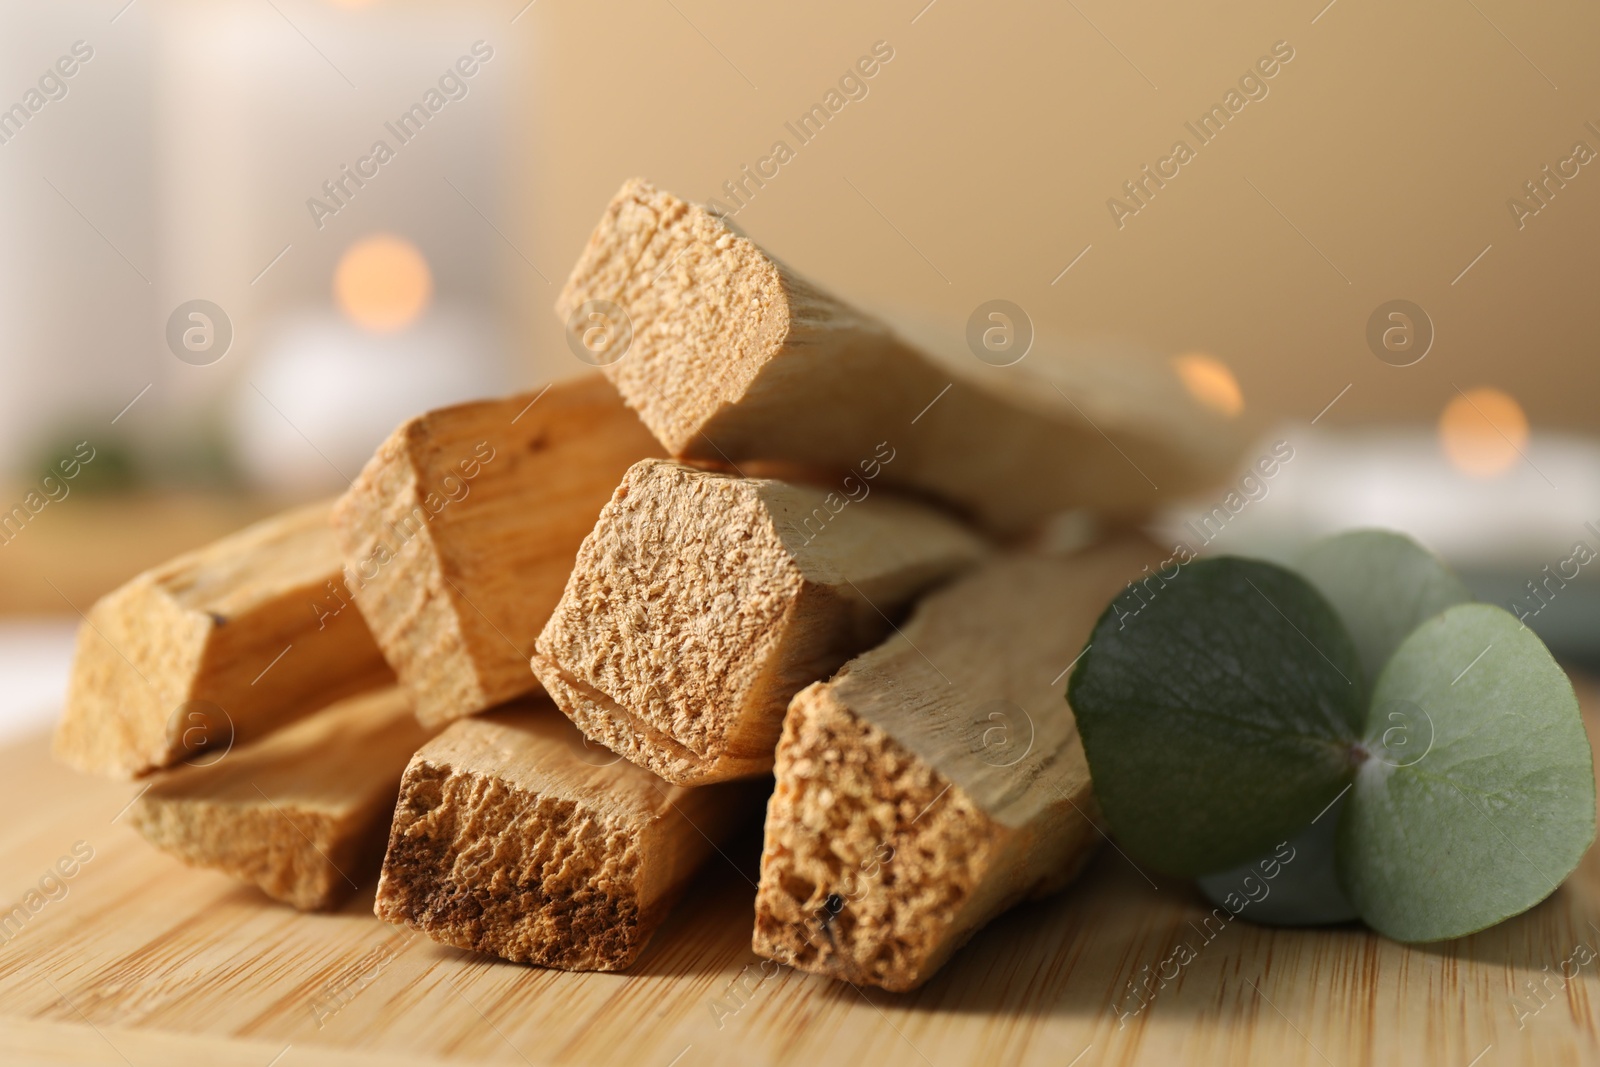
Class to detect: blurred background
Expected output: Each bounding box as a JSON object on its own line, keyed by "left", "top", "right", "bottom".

{"left": 1, "top": 0, "right": 1596, "bottom": 738}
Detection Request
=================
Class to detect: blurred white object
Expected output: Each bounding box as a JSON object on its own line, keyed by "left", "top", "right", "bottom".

{"left": 230, "top": 305, "right": 508, "bottom": 493}
{"left": 0, "top": 1, "right": 521, "bottom": 480}
{"left": 1157, "top": 425, "right": 1600, "bottom": 668}
{"left": 0, "top": 11, "right": 157, "bottom": 475}
{"left": 0, "top": 619, "right": 77, "bottom": 745}
{"left": 152, "top": 0, "right": 513, "bottom": 387}
{"left": 1157, "top": 425, "right": 1600, "bottom": 569}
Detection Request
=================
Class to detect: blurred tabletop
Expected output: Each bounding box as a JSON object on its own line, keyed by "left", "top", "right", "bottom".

{"left": 0, "top": 489, "right": 288, "bottom": 616}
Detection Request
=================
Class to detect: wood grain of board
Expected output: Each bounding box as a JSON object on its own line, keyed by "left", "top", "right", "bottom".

{"left": 2, "top": 681, "right": 1598, "bottom": 1066}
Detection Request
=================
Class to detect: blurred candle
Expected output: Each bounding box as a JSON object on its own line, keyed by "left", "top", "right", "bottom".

{"left": 150, "top": 0, "right": 516, "bottom": 488}
{"left": 230, "top": 304, "right": 506, "bottom": 493}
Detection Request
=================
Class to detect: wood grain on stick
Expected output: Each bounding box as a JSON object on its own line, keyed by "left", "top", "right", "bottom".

{"left": 752, "top": 539, "right": 1162, "bottom": 991}
{"left": 330, "top": 376, "right": 664, "bottom": 727}
{"left": 530, "top": 458, "right": 987, "bottom": 785}
{"left": 374, "top": 701, "right": 759, "bottom": 971}
{"left": 54, "top": 501, "right": 393, "bottom": 779}
{"left": 131, "top": 685, "right": 432, "bottom": 911}
{"left": 557, "top": 179, "right": 1242, "bottom": 534}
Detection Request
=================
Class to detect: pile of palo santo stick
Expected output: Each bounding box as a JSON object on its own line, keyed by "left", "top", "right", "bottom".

{"left": 54, "top": 179, "right": 1240, "bottom": 992}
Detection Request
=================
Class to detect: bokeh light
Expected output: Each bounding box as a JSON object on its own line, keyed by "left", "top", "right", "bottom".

{"left": 334, "top": 234, "right": 432, "bottom": 333}
{"left": 1439, "top": 387, "right": 1529, "bottom": 478}
{"left": 1172, "top": 352, "right": 1244, "bottom": 418}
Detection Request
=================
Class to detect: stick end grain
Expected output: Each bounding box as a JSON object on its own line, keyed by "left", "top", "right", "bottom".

{"left": 373, "top": 704, "right": 720, "bottom": 971}
{"left": 54, "top": 581, "right": 212, "bottom": 779}
{"left": 132, "top": 797, "right": 367, "bottom": 912}
{"left": 751, "top": 684, "right": 1005, "bottom": 992}
{"left": 128, "top": 685, "right": 429, "bottom": 911}
{"left": 532, "top": 459, "right": 810, "bottom": 785}
{"left": 332, "top": 413, "right": 499, "bottom": 727}
{"left": 332, "top": 380, "right": 666, "bottom": 728}
{"left": 374, "top": 760, "right": 653, "bottom": 970}
{"left": 55, "top": 500, "right": 394, "bottom": 778}
{"left": 532, "top": 459, "right": 984, "bottom": 786}
{"left": 556, "top": 179, "right": 793, "bottom": 456}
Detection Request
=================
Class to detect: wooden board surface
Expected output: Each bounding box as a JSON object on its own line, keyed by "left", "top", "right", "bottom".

{"left": 2, "top": 679, "right": 1598, "bottom": 1066}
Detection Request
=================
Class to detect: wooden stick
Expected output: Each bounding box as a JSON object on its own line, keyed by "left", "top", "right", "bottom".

{"left": 131, "top": 686, "right": 431, "bottom": 911}
{"left": 330, "top": 376, "right": 664, "bottom": 727}
{"left": 530, "top": 458, "right": 986, "bottom": 785}
{"left": 557, "top": 179, "right": 1243, "bottom": 535}
{"left": 751, "top": 539, "right": 1161, "bottom": 991}
{"left": 374, "top": 701, "right": 760, "bottom": 971}
{"left": 54, "top": 501, "right": 393, "bottom": 779}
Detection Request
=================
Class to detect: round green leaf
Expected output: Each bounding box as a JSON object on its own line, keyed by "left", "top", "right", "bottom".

{"left": 1296, "top": 529, "right": 1472, "bottom": 694}
{"left": 1069, "top": 557, "right": 1364, "bottom": 875}
{"left": 1196, "top": 795, "right": 1359, "bottom": 926}
{"left": 1339, "top": 603, "right": 1596, "bottom": 942}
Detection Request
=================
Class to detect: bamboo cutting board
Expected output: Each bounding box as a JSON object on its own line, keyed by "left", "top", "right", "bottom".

{"left": 1, "top": 680, "right": 1597, "bottom": 1067}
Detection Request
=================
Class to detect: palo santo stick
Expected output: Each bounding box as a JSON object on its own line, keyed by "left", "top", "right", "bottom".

{"left": 131, "top": 685, "right": 432, "bottom": 911}
{"left": 557, "top": 179, "right": 1242, "bottom": 534}
{"left": 752, "top": 539, "right": 1161, "bottom": 991}
{"left": 330, "top": 376, "right": 664, "bottom": 727}
{"left": 55, "top": 501, "right": 393, "bottom": 779}
{"left": 530, "top": 458, "right": 986, "bottom": 785}
{"left": 374, "top": 701, "right": 760, "bottom": 971}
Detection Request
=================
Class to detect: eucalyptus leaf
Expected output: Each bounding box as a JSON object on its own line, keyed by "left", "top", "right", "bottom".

{"left": 1197, "top": 794, "right": 1359, "bottom": 926}
{"left": 1069, "top": 557, "right": 1364, "bottom": 875}
{"left": 1339, "top": 603, "right": 1596, "bottom": 942}
{"left": 1296, "top": 529, "right": 1473, "bottom": 694}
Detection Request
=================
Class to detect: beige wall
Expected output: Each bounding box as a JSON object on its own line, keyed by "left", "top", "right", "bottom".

{"left": 517, "top": 0, "right": 1600, "bottom": 435}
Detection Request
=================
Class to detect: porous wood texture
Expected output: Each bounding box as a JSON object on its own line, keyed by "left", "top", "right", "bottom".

{"left": 530, "top": 458, "right": 986, "bottom": 785}
{"left": 5, "top": 688, "right": 1600, "bottom": 1065}
{"left": 374, "top": 702, "right": 759, "bottom": 971}
{"left": 557, "top": 178, "right": 1243, "bottom": 534}
{"left": 53, "top": 501, "right": 393, "bottom": 779}
{"left": 131, "top": 686, "right": 433, "bottom": 911}
{"left": 331, "top": 377, "right": 664, "bottom": 727}
{"left": 753, "top": 541, "right": 1164, "bottom": 991}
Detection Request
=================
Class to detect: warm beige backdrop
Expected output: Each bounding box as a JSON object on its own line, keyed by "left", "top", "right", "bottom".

{"left": 513, "top": 0, "right": 1600, "bottom": 436}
